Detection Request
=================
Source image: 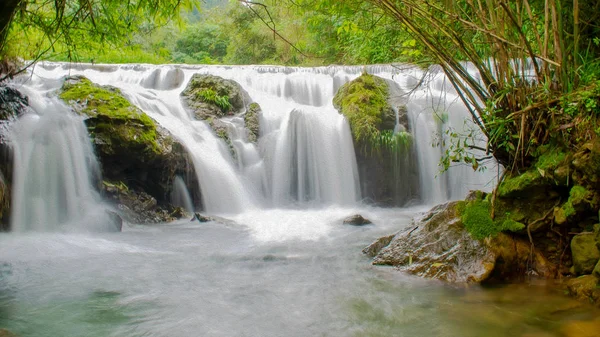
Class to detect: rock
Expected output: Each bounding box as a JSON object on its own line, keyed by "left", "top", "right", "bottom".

{"left": 59, "top": 76, "right": 199, "bottom": 220}
{"left": 0, "top": 85, "right": 29, "bottom": 230}
{"left": 343, "top": 214, "right": 372, "bottom": 226}
{"left": 571, "top": 232, "right": 600, "bottom": 275}
{"left": 333, "top": 73, "right": 416, "bottom": 206}
{"left": 367, "top": 201, "right": 553, "bottom": 283}
{"left": 105, "top": 210, "right": 123, "bottom": 232}
{"left": 362, "top": 234, "right": 395, "bottom": 257}
{"left": 181, "top": 74, "right": 262, "bottom": 150}
{"left": 566, "top": 275, "right": 600, "bottom": 305}
{"left": 244, "top": 102, "right": 261, "bottom": 143}
{"left": 181, "top": 74, "right": 250, "bottom": 119}
{"left": 192, "top": 212, "right": 213, "bottom": 223}
{"left": 593, "top": 259, "right": 600, "bottom": 278}
{"left": 102, "top": 181, "right": 178, "bottom": 224}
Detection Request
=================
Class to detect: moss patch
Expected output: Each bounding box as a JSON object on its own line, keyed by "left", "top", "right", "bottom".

{"left": 461, "top": 199, "right": 525, "bottom": 240}
{"left": 60, "top": 77, "right": 160, "bottom": 154}
{"left": 333, "top": 74, "right": 393, "bottom": 146}
{"left": 498, "top": 170, "right": 543, "bottom": 197}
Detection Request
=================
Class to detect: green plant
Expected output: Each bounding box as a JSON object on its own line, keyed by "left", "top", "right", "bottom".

{"left": 197, "top": 88, "right": 232, "bottom": 112}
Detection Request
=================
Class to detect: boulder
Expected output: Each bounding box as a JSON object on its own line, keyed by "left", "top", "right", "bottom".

{"left": 59, "top": 76, "right": 199, "bottom": 223}
{"left": 333, "top": 73, "right": 417, "bottom": 206}
{"left": 181, "top": 74, "right": 262, "bottom": 149}
{"left": 571, "top": 232, "right": 600, "bottom": 275}
{"left": 566, "top": 275, "right": 600, "bottom": 305}
{"left": 0, "top": 85, "right": 29, "bottom": 230}
{"left": 367, "top": 201, "right": 553, "bottom": 283}
{"left": 343, "top": 214, "right": 372, "bottom": 226}
{"left": 181, "top": 74, "right": 250, "bottom": 119}
{"left": 192, "top": 212, "right": 214, "bottom": 223}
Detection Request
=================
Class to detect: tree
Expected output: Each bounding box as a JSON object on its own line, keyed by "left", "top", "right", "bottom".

{"left": 0, "top": 0, "right": 193, "bottom": 79}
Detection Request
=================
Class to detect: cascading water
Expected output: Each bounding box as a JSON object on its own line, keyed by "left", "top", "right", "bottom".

{"left": 8, "top": 86, "right": 111, "bottom": 232}
{"left": 10, "top": 62, "right": 498, "bottom": 232}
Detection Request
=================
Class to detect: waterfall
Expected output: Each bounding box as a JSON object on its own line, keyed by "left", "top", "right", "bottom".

{"left": 10, "top": 62, "right": 498, "bottom": 227}
{"left": 9, "top": 95, "right": 110, "bottom": 232}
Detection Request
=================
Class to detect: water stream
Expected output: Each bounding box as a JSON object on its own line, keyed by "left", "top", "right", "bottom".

{"left": 0, "top": 62, "right": 592, "bottom": 336}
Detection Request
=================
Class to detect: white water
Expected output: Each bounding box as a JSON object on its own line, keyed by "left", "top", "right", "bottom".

{"left": 8, "top": 62, "right": 498, "bottom": 236}
{"left": 8, "top": 83, "right": 111, "bottom": 232}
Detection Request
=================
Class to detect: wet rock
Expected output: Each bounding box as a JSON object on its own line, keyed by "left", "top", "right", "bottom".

{"left": 367, "top": 201, "right": 553, "bottom": 283}
{"left": 181, "top": 74, "right": 250, "bottom": 119}
{"left": 0, "top": 85, "right": 29, "bottom": 230}
{"left": 59, "top": 76, "right": 200, "bottom": 216}
{"left": 571, "top": 232, "right": 600, "bottom": 275}
{"left": 181, "top": 74, "right": 262, "bottom": 150}
{"left": 105, "top": 210, "right": 123, "bottom": 232}
{"left": 333, "top": 73, "right": 416, "bottom": 206}
{"left": 566, "top": 275, "right": 600, "bottom": 305}
{"left": 192, "top": 212, "right": 213, "bottom": 223}
{"left": 362, "top": 234, "right": 395, "bottom": 257}
{"left": 244, "top": 102, "right": 261, "bottom": 143}
{"left": 343, "top": 214, "right": 372, "bottom": 226}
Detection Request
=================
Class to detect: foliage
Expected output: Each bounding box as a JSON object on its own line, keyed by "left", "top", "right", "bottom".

{"left": 0, "top": 0, "right": 193, "bottom": 75}
{"left": 365, "top": 0, "right": 600, "bottom": 174}
{"left": 196, "top": 88, "right": 232, "bottom": 112}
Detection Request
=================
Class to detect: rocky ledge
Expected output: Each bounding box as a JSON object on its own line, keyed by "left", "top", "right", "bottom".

{"left": 59, "top": 76, "right": 197, "bottom": 223}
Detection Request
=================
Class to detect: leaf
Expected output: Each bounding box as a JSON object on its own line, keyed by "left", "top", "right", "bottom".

{"left": 431, "top": 263, "right": 444, "bottom": 268}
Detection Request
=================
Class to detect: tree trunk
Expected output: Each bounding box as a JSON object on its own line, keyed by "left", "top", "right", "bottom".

{"left": 0, "top": 0, "right": 21, "bottom": 54}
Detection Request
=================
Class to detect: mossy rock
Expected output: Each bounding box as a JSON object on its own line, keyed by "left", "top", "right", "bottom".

{"left": 571, "top": 233, "right": 600, "bottom": 275}
{"left": 566, "top": 274, "right": 600, "bottom": 305}
{"left": 333, "top": 73, "right": 396, "bottom": 144}
{"left": 181, "top": 74, "right": 250, "bottom": 119}
{"left": 368, "top": 200, "right": 553, "bottom": 283}
{"left": 245, "top": 102, "right": 261, "bottom": 143}
{"left": 59, "top": 76, "right": 197, "bottom": 217}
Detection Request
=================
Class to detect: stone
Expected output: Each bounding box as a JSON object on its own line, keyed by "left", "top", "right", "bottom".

{"left": 571, "top": 232, "right": 600, "bottom": 275}
{"left": 192, "top": 212, "right": 213, "bottom": 223}
{"left": 367, "top": 201, "right": 553, "bottom": 283}
{"left": 362, "top": 234, "right": 395, "bottom": 257}
{"left": 343, "top": 214, "right": 372, "bottom": 226}
{"left": 333, "top": 73, "right": 415, "bottom": 206}
{"left": 105, "top": 210, "right": 123, "bottom": 232}
{"left": 59, "top": 76, "right": 200, "bottom": 222}
{"left": 566, "top": 275, "right": 600, "bottom": 305}
{"left": 181, "top": 74, "right": 251, "bottom": 120}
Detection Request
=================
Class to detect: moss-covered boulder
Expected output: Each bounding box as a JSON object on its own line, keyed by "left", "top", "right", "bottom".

{"left": 571, "top": 233, "right": 600, "bottom": 275}
{"left": 367, "top": 200, "right": 553, "bottom": 283}
{"left": 333, "top": 73, "right": 417, "bottom": 206}
{"left": 181, "top": 74, "right": 261, "bottom": 149}
{"left": 181, "top": 74, "right": 250, "bottom": 119}
{"left": 60, "top": 76, "right": 196, "bottom": 223}
{"left": 566, "top": 275, "right": 600, "bottom": 305}
{"left": 244, "top": 102, "right": 261, "bottom": 143}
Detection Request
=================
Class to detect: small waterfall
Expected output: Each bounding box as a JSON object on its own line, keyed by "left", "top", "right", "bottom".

{"left": 9, "top": 97, "right": 109, "bottom": 232}
{"left": 14, "top": 62, "right": 498, "bottom": 220}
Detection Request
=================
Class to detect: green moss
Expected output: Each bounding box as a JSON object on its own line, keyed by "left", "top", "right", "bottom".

{"left": 460, "top": 200, "right": 525, "bottom": 240}
{"left": 333, "top": 74, "right": 391, "bottom": 145}
{"left": 558, "top": 185, "right": 591, "bottom": 220}
{"left": 498, "top": 170, "right": 542, "bottom": 197}
{"left": 60, "top": 77, "right": 160, "bottom": 154}
{"left": 535, "top": 146, "right": 567, "bottom": 171}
